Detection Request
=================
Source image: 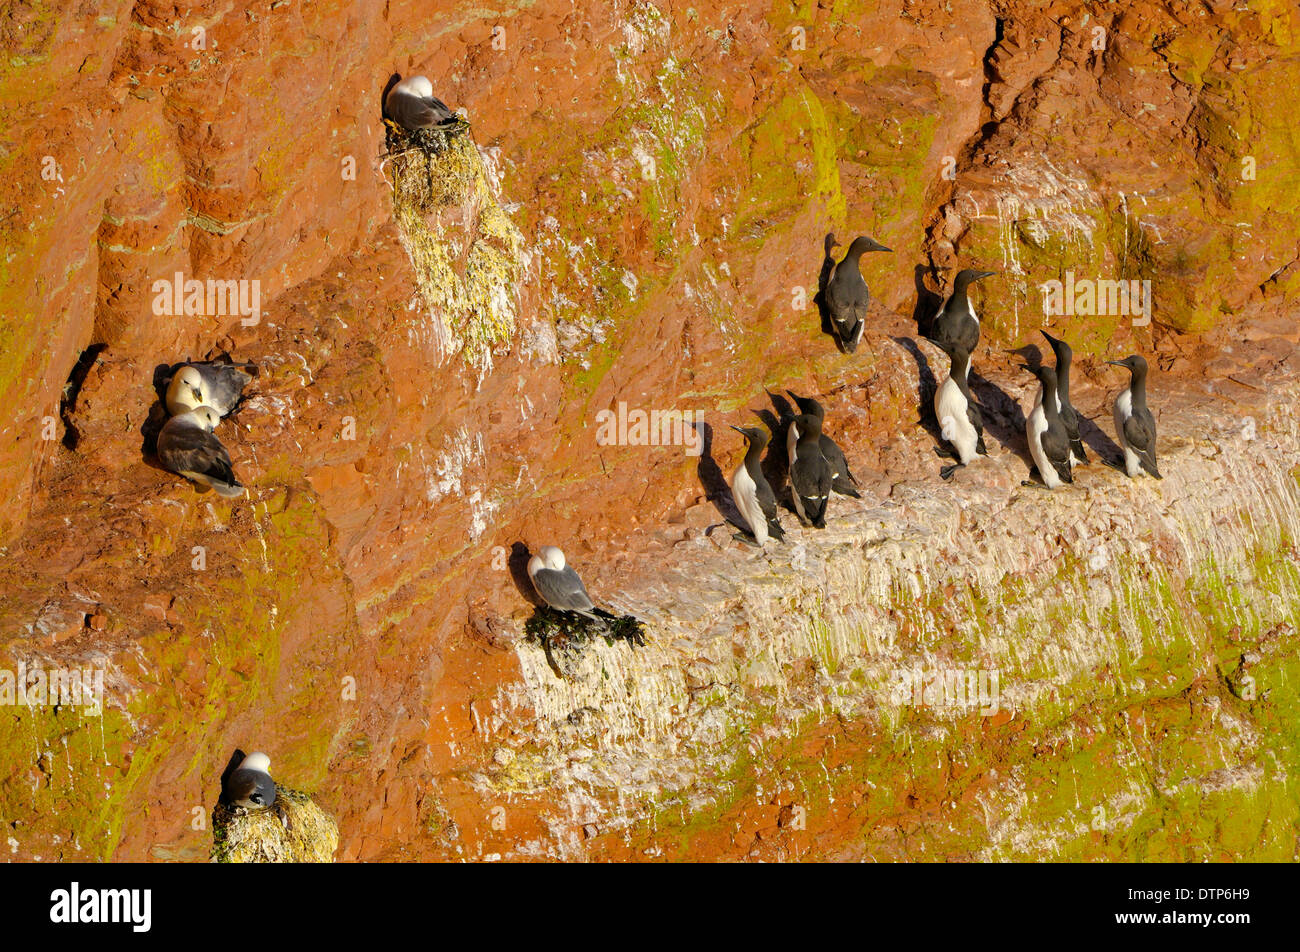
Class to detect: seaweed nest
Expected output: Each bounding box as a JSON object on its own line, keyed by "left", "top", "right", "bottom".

{"left": 524, "top": 607, "right": 647, "bottom": 678}
{"left": 384, "top": 118, "right": 476, "bottom": 208}
{"left": 384, "top": 117, "right": 471, "bottom": 163}
{"left": 382, "top": 117, "right": 528, "bottom": 379}
{"left": 210, "top": 786, "right": 338, "bottom": 863}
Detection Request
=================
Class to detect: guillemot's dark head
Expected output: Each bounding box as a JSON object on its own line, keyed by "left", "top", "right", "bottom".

{"left": 730, "top": 425, "right": 768, "bottom": 451}
{"left": 786, "top": 392, "right": 825, "bottom": 421}
{"left": 953, "top": 268, "right": 996, "bottom": 290}
{"left": 847, "top": 235, "right": 892, "bottom": 257}
{"left": 1040, "top": 329, "right": 1073, "bottom": 362}
{"left": 790, "top": 413, "right": 822, "bottom": 440}
{"left": 1028, "top": 364, "right": 1059, "bottom": 390}
{"left": 1107, "top": 354, "right": 1147, "bottom": 376}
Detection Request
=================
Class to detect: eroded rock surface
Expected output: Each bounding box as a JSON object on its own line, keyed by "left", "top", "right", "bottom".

{"left": 0, "top": 1, "right": 1297, "bottom": 861}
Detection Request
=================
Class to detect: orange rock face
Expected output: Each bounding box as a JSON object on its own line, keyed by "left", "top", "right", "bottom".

{"left": 0, "top": 1, "right": 1298, "bottom": 861}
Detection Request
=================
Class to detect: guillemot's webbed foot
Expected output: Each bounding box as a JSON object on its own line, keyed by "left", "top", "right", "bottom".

{"left": 940, "top": 463, "right": 963, "bottom": 481}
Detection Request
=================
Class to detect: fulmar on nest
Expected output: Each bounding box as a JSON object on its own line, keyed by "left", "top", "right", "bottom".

{"left": 384, "top": 74, "right": 469, "bottom": 156}
{"left": 211, "top": 752, "right": 338, "bottom": 863}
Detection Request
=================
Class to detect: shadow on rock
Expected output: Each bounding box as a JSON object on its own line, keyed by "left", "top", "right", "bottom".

{"left": 969, "top": 370, "right": 1033, "bottom": 468}
{"left": 218, "top": 749, "right": 246, "bottom": 796}
{"left": 892, "top": 336, "right": 944, "bottom": 451}
{"left": 140, "top": 398, "right": 170, "bottom": 464}
{"left": 1080, "top": 415, "right": 1124, "bottom": 469}
{"left": 813, "top": 233, "right": 842, "bottom": 352}
{"left": 1009, "top": 343, "right": 1044, "bottom": 371}
{"left": 753, "top": 392, "right": 798, "bottom": 512}
{"left": 911, "top": 263, "right": 944, "bottom": 338}
{"left": 59, "top": 343, "right": 107, "bottom": 451}
{"left": 508, "top": 542, "right": 545, "bottom": 609}
{"left": 692, "top": 420, "right": 743, "bottom": 528}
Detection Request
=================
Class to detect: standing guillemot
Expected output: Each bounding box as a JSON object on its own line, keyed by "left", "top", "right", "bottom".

{"left": 785, "top": 392, "right": 861, "bottom": 498}
{"left": 929, "top": 337, "right": 987, "bottom": 481}
{"left": 823, "top": 234, "right": 891, "bottom": 353}
{"left": 787, "top": 413, "right": 832, "bottom": 528}
{"left": 729, "top": 425, "right": 785, "bottom": 545}
{"left": 1023, "top": 364, "right": 1074, "bottom": 489}
{"left": 1108, "top": 354, "right": 1162, "bottom": 478}
{"left": 1040, "top": 330, "right": 1088, "bottom": 464}
{"left": 930, "top": 268, "right": 995, "bottom": 355}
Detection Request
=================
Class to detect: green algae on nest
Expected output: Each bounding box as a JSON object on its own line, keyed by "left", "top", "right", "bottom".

{"left": 385, "top": 116, "right": 472, "bottom": 158}
{"left": 384, "top": 118, "right": 527, "bottom": 380}
{"left": 525, "top": 606, "right": 647, "bottom": 647}
{"left": 210, "top": 786, "right": 338, "bottom": 863}
{"left": 524, "top": 606, "right": 648, "bottom": 679}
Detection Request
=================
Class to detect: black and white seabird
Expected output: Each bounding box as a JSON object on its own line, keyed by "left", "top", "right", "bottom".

{"left": 1040, "top": 330, "right": 1088, "bottom": 464}
{"left": 157, "top": 407, "right": 245, "bottom": 497}
{"left": 221, "top": 752, "right": 277, "bottom": 810}
{"left": 787, "top": 413, "right": 832, "bottom": 528}
{"left": 527, "top": 546, "right": 610, "bottom": 620}
{"left": 1023, "top": 364, "right": 1074, "bottom": 489}
{"left": 930, "top": 268, "right": 995, "bottom": 355}
{"left": 1108, "top": 354, "right": 1161, "bottom": 479}
{"left": 729, "top": 426, "right": 785, "bottom": 545}
{"left": 928, "top": 338, "right": 987, "bottom": 480}
{"left": 785, "top": 392, "right": 861, "bottom": 498}
{"left": 384, "top": 75, "right": 458, "bottom": 131}
{"left": 823, "top": 234, "right": 891, "bottom": 353}
{"left": 165, "top": 356, "right": 255, "bottom": 417}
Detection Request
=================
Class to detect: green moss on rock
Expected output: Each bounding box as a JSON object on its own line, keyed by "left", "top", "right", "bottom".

{"left": 211, "top": 787, "right": 338, "bottom": 863}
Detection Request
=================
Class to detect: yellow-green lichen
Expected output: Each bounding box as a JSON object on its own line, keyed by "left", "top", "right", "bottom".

{"left": 387, "top": 126, "right": 528, "bottom": 380}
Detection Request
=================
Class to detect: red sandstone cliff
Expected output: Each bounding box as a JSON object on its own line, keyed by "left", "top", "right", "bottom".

{"left": 0, "top": 0, "right": 1298, "bottom": 861}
